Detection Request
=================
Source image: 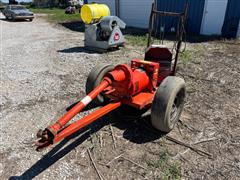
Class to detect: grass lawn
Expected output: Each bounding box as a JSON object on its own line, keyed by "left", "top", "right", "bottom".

{"left": 125, "top": 34, "right": 149, "bottom": 47}
{"left": 29, "top": 7, "right": 81, "bottom": 23}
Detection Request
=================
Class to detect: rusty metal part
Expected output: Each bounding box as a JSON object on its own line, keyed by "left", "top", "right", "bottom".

{"left": 36, "top": 129, "right": 51, "bottom": 141}
{"left": 147, "top": 1, "right": 188, "bottom": 75}
{"left": 35, "top": 128, "right": 54, "bottom": 151}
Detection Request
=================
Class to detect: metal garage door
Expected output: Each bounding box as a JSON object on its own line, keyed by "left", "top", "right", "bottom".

{"left": 222, "top": 0, "right": 240, "bottom": 38}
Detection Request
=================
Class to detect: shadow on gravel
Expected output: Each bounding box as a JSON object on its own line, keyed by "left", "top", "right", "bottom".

{"left": 58, "top": 46, "right": 98, "bottom": 54}
{"left": 58, "top": 46, "right": 121, "bottom": 54}
{"left": 60, "top": 21, "right": 85, "bottom": 32}
{"left": 0, "top": 18, "right": 31, "bottom": 22}
{"left": 9, "top": 106, "right": 164, "bottom": 180}
{"left": 111, "top": 106, "right": 165, "bottom": 144}
{"left": 9, "top": 117, "right": 110, "bottom": 180}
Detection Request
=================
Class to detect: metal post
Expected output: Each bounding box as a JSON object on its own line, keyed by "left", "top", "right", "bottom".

{"left": 147, "top": 3, "right": 155, "bottom": 47}
{"left": 172, "top": 3, "right": 188, "bottom": 75}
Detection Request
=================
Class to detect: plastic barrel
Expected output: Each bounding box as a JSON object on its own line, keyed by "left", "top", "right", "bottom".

{"left": 81, "top": 4, "right": 110, "bottom": 24}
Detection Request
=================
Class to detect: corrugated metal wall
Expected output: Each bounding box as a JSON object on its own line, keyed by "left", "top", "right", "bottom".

{"left": 87, "top": 0, "right": 116, "bottom": 15}
{"left": 86, "top": 0, "right": 204, "bottom": 34}
{"left": 119, "top": 0, "right": 152, "bottom": 29}
{"left": 222, "top": 0, "right": 240, "bottom": 38}
{"left": 157, "top": 0, "right": 205, "bottom": 34}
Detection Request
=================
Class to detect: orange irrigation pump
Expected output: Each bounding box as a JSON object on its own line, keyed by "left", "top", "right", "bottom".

{"left": 35, "top": 2, "right": 188, "bottom": 151}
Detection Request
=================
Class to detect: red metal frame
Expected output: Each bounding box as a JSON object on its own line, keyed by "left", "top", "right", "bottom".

{"left": 48, "top": 78, "right": 111, "bottom": 136}
{"left": 53, "top": 102, "right": 121, "bottom": 144}
{"left": 145, "top": 46, "right": 172, "bottom": 83}
{"left": 147, "top": 1, "right": 188, "bottom": 75}
{"left": 35, "top": 59, "right": 165, "bottom": 150}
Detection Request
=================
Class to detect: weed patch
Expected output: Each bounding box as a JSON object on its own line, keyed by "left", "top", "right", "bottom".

{"left": 30, "top": 8, "right": 81, "bottom": 23}
{"left": 147, "top": 149, "right": 181, "bottom": 179}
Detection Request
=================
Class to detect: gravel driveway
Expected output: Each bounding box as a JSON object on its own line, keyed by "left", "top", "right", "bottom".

{"left": 0, "top": 13, "right": 110, "bottom": 179}
{"left": 0, "top": 12, "right": 135, "bottom": 180}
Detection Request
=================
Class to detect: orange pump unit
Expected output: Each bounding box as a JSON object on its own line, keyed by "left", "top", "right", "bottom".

{"left": 35, "top": 57, "right": 186, "bottom": 151}
{"left": 36, "top": 59, "right": 165, "bottom": 150}
{"left": 35, "top": 2, "right": 188, "bottom": 151}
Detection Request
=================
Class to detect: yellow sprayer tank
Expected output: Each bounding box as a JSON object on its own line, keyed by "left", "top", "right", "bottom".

{"left": 81, "top": 3, "right": 110, "bottom": 24}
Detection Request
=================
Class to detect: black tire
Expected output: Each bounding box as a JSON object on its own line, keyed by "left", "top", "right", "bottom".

{"left": 29, "top": 18, "right": 33, "bottom": 21}
{"left": 11, "top": 15, "right": 15, "bottom": 21}
{"left": 86, "top": 63, "right": 114, "bottom": 105}
{"left": 151, "top": 76, "right": 186, "bottom": 133}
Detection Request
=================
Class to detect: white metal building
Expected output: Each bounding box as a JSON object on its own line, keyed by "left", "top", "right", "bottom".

{"left": 200, "top": 0, "right": 228, "bottom": 35}
{"left": 88, "top": 0, "right": 152, "bottom": 29}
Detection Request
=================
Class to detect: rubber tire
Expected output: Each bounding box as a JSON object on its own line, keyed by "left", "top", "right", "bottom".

{"left": 29, "top": 18, "right": 33, "bottom": 21}
{"left": 11, "top": 15, "right": 15, "bottom": 21}
{"left": 86, "top": 63, "right": 114, "bottom": 105}
{"left": 151, "top": 76, "right": 186, "bottom": 133}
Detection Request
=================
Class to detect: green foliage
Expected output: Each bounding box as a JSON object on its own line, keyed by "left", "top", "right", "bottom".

{"left": 147, "top": 149, "right": 181, "bottom": 179}
{"left": 148, "top": 150, "right": 169, "bottom": 168}
{"left": 29, "top": 7, "right": 81, "bottom": 23}
{"left": 0, "top": 0, "right": 6, "bottom": 9}
{"left": 125, "top": 35, "right": 148, "bottom": 47}
{"left": 180, "top": 49, "right": 192, "bottom": 65}
{"left": 163, "top": 163, "right": 181, "bottom": 180}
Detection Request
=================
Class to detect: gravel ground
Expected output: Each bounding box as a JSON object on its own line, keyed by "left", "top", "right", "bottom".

{"left": 1, "top": 13, "right": 240, "bottom": 180}
{"left": 0, "top": 13, "right": 109, "bottom": 179}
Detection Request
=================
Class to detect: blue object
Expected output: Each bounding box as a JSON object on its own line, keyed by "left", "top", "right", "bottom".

{"left": 222, "top": 0, "right": 240, "bottom": 38}
{"left": 157, "top": 0, "right": 205, "bottom": 35}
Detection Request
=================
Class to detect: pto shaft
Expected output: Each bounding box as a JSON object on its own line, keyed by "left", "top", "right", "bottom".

{"left": 47, "top": 78, "right": 111, "bottom": 135}
{"left": 53, "top": 102, "right": 121, "bottom": 143}
{"left": 36, "top": 78, "right": 112, "bottom": 150}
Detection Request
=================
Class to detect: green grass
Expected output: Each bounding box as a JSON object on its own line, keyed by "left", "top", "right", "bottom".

{"left": 163, "top": 163, "right": 181, "bottom": 180}
{"left": 147, "top": 150, "right": 181, "bottom": 179}
{"left": 0, "top": 6, "right": 6, "bottom": 11}
{"left": 125, "top": 34, "right": 148, "bottom": 47}
{"left": 29, "top": 7, "right": 81, "bottom": 23}
{"left": 148, "top": 150, "right": 169, "bottom": 168}
{"left": 179, "top": 49, "right": 192, "bottom": 65}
